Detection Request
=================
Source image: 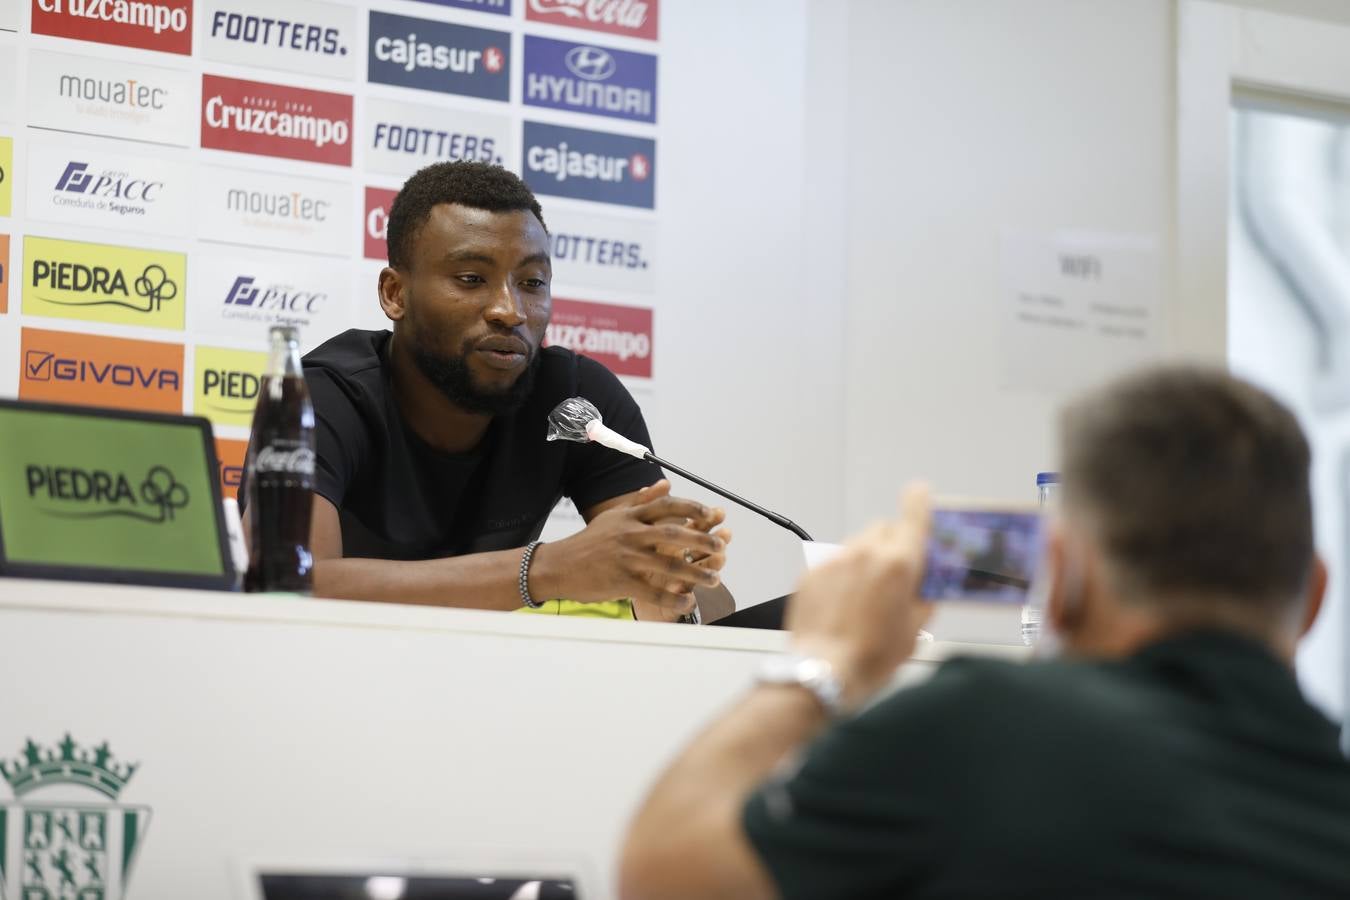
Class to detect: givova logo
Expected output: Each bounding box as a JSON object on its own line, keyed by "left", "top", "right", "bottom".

{"left": 368, "top": 11, "right": 509, "bottom": 102}
{"left": 524, "top": 35, "right": 656, "bottom": 123}
{"left": 194, "top": 346, "right": 267, "bottom": 427}
{"left": 19, "top": 327, "right": 184, "bottom": 413}
{"left": 201, "top": 74, "right": 353, "bottom": 166}
{"left": 201, "top": 165, "right": 350, "bottom": 256}
{"left": 523, "top": 120, "right": 655, "bottom": 209}
{"left": 0, "top": 135, "right": 11, "bottom": 217}
{"left": 32, "top": 0, "right": 193, "bottom": 56}
{"left": 366, "top": 96, "right": 510, "bottom": 178}
{"left": 204, "top": 0, "right": 357, "bottom": 81}
{"left": 26, "top": 140, "right": 192, "bottom": 237}
{"left": 22, "top": 236, "right": 185, "bottom": 331}
{"left": 28, "top": 50, "right": 196, "bottom": 147}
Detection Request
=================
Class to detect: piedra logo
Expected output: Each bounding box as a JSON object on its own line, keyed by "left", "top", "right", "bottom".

{"left": 26, "top": 463, "right": 189, "bottom": 523}
{"left": 194, "top": 346, "right": 267, "bottom": 427}
{"left": 0, "top": 735, "right": 151, "bottom": 899}
{"left": 22, "top": 236, "right": 185, "bottom": 330}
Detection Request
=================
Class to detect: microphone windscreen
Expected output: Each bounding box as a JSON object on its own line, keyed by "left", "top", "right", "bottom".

{"left": 547, "top": 396, "right": 602, "bottom": 444}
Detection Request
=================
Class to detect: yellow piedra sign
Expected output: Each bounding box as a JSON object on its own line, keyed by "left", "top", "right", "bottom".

{"left": 22, "top": 235, "right": 185, "bottom": 330}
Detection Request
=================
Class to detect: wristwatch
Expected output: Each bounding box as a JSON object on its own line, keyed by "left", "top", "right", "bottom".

{"left": 755, "top": 654, "right": 846, "bottom": 718}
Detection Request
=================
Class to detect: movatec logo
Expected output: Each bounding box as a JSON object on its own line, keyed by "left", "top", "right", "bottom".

{"left": 524, "top": 35, "right": 656, "bottom": 123}
{"left": 27, "top": 141, "right": 192, "bottom": 236}
{"left": 204, "top": 0, "right": 357, "bottom": 81}
{"left": 22, "top": 236, "right": 186, "bottom": 330}
{"left": 32, "top": 0, "right": 192, "bottom": 55}
{"left": 200, "top": 165, "right": 351, "bottom": 256}
{"left": 201, "top": 74, "right": 353, "bottom": 166}
{"left": 526, "top": 0, "right": 656, "bottom": 41}
{"left": 194, "top": 345, "right": 267, "bottom": 427}
{"left": 19, "top": 326, "right": 184, "bottom": 413}
{"left": 545, "top": 296, "right": 652, "bottom": 377}
{"left": 368, "top": 11, "right": 508, "bottom": 102}
{"left": 196, "top": 254, "right": 350, "bottom": 346}
{"left": 363, "top": 186, "right": 397, "bottom": 261}
{"left": 547, "top": 207, "right": 655, "bottom": 293}
{"left": 366, "top": 96, "right": 509, "bottom": 178}
{"left": 28, "top": 50, "right": 195, "bottom": 146}
{"left": 523, "top": 120, "right": 654, "bottom": 209}
{"left": 411, "top": 0, "right": 508, "bottom": 15}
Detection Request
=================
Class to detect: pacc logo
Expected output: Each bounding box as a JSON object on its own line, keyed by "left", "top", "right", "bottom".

{"left": 32, "top": 0, "right": 193, "bottom": 55}
{"left": 52, "top": 161, "right": 163, "bottom": 218}
{"left": 22, "top": 236, "right": 186, "bottom": 330}
{"left": 524, "top": 35, "right": 656, "bottom": 123}
{"left": 225, "top": 275, "right": 327, "bottom": 315}
{"left": 545, "top": 296, "right": 653, "bottom": 378}
{"left": 201, "top": 74, "right": 353, "bottom": 166}
{"left": 523, "top": 121, "right": 655, "bottom": 209}
{"left": 368, "top": 11, "right": 509, "bottom": 102}
{"left": 526, "top": 0, "right": 657, "bottom": 41}
{"left": 363, "top": 186, "right": 397, "bottom": 261}
{"left": 27, "top": 463, "right": 188, "bottom": 523}
{"left": 19, "top": 327, "right": 185, "bottom": 413}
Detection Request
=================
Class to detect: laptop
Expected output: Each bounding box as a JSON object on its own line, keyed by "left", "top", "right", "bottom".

{"left": 0, "top": 398, "right": 236, "bottom": 591}
{"left": 245, "top": 856, "right": 595, "bottom": 900}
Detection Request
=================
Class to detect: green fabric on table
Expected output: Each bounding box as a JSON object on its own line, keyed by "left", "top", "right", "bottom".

{"left": 514, "top": 599, "right": 634, "bottom": 618}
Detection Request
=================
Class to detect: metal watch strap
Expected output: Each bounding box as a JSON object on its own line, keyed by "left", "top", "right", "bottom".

{"left": 519, "top": 540, "right": 545, "bottom": 609}
{"left": 755, "top": 654, "right": 846, "bottom": 718}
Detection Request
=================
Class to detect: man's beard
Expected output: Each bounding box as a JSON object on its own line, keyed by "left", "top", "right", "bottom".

{"left": 408, "top": 328, "right": 538, "bottom": 416}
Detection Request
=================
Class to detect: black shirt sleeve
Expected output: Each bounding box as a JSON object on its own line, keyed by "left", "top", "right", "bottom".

{"left": 563, "top": 355, "right": 663, "bottom": 513}
{"left": 306, "top": 367, "right": 371, "bottom": 508}
{"left": 741, "top": 660, "right": 1009, "bottom": 899}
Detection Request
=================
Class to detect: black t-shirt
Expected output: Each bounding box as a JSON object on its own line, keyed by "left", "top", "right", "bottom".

{"left": 744, "top": 630, "right": 1350, "bottom": 899}
{"left": 300, "top": 328, "right": 661, "bottom": 559}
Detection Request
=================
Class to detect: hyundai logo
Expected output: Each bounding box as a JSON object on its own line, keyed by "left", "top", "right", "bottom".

{"left": 565, "top": 45, "right": 616, "bottom": 82}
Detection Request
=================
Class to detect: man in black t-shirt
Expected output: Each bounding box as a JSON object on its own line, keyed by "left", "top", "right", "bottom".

{"left": 271, "top": 162, "right": 730, "bottom": 620}
{"left": 620, "top": 368, "right": 1350, "bottom": 899}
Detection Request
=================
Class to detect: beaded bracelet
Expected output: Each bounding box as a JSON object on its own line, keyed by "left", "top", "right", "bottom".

{"left": 519, "top": 540, "right": 545, "bottom": 609}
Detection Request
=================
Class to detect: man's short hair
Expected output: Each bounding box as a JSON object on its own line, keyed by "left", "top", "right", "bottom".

{"left": 386, "top": 161, "right": 547, "bottom": 270}
{"left": 1059, "top": 367, "right": 1313, "bottom": 613}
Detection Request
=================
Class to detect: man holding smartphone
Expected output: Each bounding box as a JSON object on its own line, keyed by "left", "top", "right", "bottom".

{"left": 619, "top": 367, "right": 1350, "bottom": 899}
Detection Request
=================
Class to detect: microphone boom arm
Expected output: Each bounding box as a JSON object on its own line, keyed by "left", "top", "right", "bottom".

{"left": 645, "top": 452, "right": 813, "bottom": 542}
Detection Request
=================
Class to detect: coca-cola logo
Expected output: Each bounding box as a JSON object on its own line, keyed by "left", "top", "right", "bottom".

{"left": 254, "top": 445, "right": 315, "bottom": 476}
{"left": 526, "top": 0, "right": 657, "bottom": 41}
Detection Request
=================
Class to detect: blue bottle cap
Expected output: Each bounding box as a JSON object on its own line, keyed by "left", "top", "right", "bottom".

{"left": 1036, "top": 472, "right": 1061, "bottom": 486}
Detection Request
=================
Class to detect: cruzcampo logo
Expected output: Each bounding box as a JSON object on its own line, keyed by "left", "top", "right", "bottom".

{"left": 0, "top": 735, "right": 151, "bottom": 900}
{"left": 22, "top": 236, "right": 185, "bottom": 331}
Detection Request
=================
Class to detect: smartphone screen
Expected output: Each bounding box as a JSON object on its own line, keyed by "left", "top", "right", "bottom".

{"left": 920, "top": 507, "right": 1046, "bottom": 602}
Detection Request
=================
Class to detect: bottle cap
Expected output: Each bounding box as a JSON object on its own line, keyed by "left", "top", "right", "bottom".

{"left": 1036, "top": 472, "right": 1060, "bottom": 486}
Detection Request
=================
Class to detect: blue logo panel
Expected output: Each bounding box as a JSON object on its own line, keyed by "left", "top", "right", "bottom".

{"left": 523, "top": 35, "right": 657, "bottom": 124}
{"left": 368, "top": 11, "right": 510, "bottom": 101}
{"left": 523, "top": 121, "right": 655, "bottom": 210}
{"left": 410, "top": 0, "right": 511, "bottom": 14}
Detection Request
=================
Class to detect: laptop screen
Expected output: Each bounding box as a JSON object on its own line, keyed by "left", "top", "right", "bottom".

{"left": 0, "top": 399, "right": 235, "bottom": 590}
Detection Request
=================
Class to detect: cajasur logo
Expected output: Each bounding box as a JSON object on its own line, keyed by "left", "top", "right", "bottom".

{"left": 22, "top": 236, "right": 185, "bottom": 330}
{"left": 0, "top": 734, "right": 151, "bottom": 899}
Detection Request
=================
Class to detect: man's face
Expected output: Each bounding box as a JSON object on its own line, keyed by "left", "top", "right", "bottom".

{"left": 390, "top": 203, "right": 552, "bottom": 414}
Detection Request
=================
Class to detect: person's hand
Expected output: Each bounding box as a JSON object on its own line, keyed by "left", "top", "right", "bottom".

{"left": 786, "top": 482, "right": 934, "bottom": 709}
{"left": 533, "top": 480, "right": 729, "bottom": 617}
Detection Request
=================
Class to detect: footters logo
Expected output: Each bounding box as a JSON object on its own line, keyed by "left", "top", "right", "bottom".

{"left": 367, "top": 96, "right": 509, "bottom": 177}
{"left": 526, "top": 0, "right": 657, "bottom": 41}
{"left": 523, "top": 120, "right": 655, "bottom": 209}
{"left": 204, "top": 0, "right": 357, "bottom": 81}
{"left": 545, "top": 297, "right": 652, "bottom": 377}
{"left": 32, "top": 0, "right": 193, "bottom": 55}
{"left": 201, "top": 74, "right": 353, "bottom": 166}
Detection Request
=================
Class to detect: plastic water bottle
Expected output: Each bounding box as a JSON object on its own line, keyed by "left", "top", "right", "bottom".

{"left": 1021, "top": 472, "right": 1060, "bottom": 646}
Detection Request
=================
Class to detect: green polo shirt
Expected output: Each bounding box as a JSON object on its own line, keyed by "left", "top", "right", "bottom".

{"left": 744, "top": 630, "right": 1350, "bottom": 899}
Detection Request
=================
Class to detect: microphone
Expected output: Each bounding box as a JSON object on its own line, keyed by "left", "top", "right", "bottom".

{"left": 547, "top": 397, "right": 813, "bottom": 541}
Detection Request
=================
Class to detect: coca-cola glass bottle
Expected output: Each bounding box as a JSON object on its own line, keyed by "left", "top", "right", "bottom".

{"left": 243, "top": 325, "right": 316, "bottom": 593}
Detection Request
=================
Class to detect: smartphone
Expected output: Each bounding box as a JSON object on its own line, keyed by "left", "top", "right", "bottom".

{"left": 920, "top": 501, "right": 1046, "bottom": 603}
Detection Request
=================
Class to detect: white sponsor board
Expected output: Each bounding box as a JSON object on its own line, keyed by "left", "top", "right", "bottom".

{"left": 27, "top": 49, "right": 197, "bottom": 147}
{"left": 365, "top": 95, "right": 513, "bottom": 179}
{"left": 0, "top": 43, "right": 14, "bottom": 123}
{"left": 199, "top": 164, "right": 351, "bottom": 257}
{"left": 0, "top": 0, "right": 16, "bottom": 31}
{"left": 192, "top": 253, "right": 354, "bottom": 350}
{"left": 547, "top": 207, "right": 656, "bottom": 293}
{"left": 202, "top": 0, "right": 357, "bottom": 81}
{"left": 25, "top": 138, "right": 193, "bottom": 237}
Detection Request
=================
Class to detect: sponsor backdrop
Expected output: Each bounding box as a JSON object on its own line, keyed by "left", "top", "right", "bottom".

{"left": 0, "top": 0, "right": 661, "bottom": 522}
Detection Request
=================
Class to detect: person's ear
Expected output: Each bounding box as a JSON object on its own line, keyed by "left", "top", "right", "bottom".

{"left": 1046, "top": 522, "right": 1087, "bottom": 637}
{"left": 378, "top": 267, "right": 406, "bottom": 322}
{"left": 1297, "top": 554, "right": 1328, "bottom": 640}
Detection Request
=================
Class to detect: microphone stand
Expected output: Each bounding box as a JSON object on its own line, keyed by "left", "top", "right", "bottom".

{"left": 645, "top": 452, "right": 813, "bottom": 542}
